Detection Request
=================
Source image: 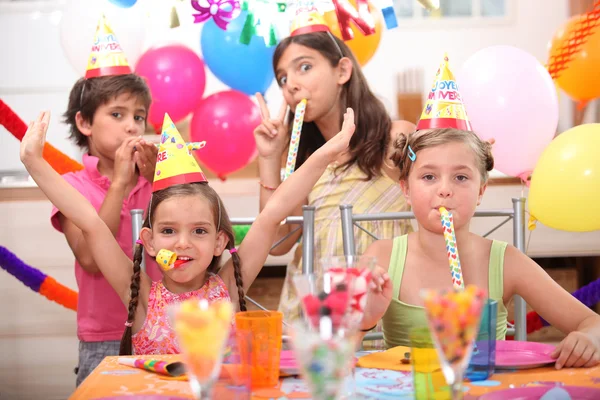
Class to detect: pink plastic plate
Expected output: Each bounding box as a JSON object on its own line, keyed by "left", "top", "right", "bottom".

{"left": 479, "top": 385, "right": 600, "bottom": 399}
{"left": 280, "top": 350, "right": 299, "bottom": 375}
{"left": 495, "top": 341, "right": 556, "bottom": 370}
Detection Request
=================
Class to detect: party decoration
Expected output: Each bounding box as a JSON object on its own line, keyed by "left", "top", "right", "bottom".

{"left": 190, "top": 90, "right": 261, "bottom": 180}
{"left": 283, "top": 99, "right": 307, "bottom": 180}
{"left": 191, "top": 0, "right": 241, "bottom": 30}
{"left": 439, "top": 207, "right": 464, "bottom": 290}
{"left": 546, "top": 0, "right": 600, "bottom": 80}
{"left": 0, "top": 100, "right": 83, "bottom": 174}
{"left": 417, "top": 54, "right": 471, "bottom": 131}
{"left": 417, "top": 0, "right": 440, "bottom": 11}
{"left": 330, "top": 0, "right": 376, "bottom": 40}
{"left": 372, "top": 0, "right": 398, "bottom": 29}
{"left": 201, "top": 10, "right": 275, "bottom": 95}
{"left": 170, "top": 5, "right": 181, "bottom": 29}
{"left": 528, "top": 123, "right": 600, "bottom": 232}
{"left": 85, "top": 15, "right": 132, "bottom": 79}
{"left": 457, "top": 45, "right": 558, "bottom": 180}
{"left": 153, "top": 113, "right": 208, "bottom": 192}
{"left": 233, "top": 225, "right": 250, "bottom": 245}
{"left": 290, "top": 0, "right": 330, "bottom": 36}
{"left": 135, "top": 45, "right": 206, "bottom": 131}
{"left": 548, "top": 10, "right": 600, "bottom": 105}
{"left": 238, "top": 0, "right": 286, "bottom": 46}
{"left": 156, "top": 249, "right": 177, "bottom": 271}
{"left": 118, "top": 358, "right": 186, "bottom": 376}
{"left": 324, "top": 0, "right": 383, "bottom": 66}
{"left": 108, "top": 0, "right": 137, "bottom": 8}
{"left": 0, "top": 246, "right": 78, "bottom": 311}
{"left": 60, "top": 0, "right": 146, "bottom": 77}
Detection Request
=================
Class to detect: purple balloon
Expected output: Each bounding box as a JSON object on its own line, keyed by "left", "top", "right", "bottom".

{"left": 457, "top": 45, "right": 559, "bottom": 180}
{"left": 135, "top": 45, "right": 206, "bottom": 132}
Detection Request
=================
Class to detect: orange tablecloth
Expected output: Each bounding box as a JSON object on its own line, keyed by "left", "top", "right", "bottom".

{"left": 69, "top": 354, "right": 600, "bottom": 399}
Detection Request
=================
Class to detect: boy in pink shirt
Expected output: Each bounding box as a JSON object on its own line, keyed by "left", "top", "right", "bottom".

{"left": 49, "top": 16, "right": 161, "bottom": 386}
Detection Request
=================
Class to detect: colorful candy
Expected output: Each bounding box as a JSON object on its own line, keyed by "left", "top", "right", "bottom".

{"left": 283, "top": 99, "right": 307, "bottom": 180}
{"left": 439, "top": 207, "right": 464, "bottom": 290}
{"left": 156, "top": 249, "right": 177, "bottom": 271}
{"left": 292, "top": 327, "right": 355, "bottom": 400}
{"left": 422, "top": 285, "right": 486, "bottom": 365}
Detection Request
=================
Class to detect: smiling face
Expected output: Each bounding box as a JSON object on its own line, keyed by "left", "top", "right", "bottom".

{"left": 141, "top": 188, "right": 228, "bottom": 288}
{"left": 401, "top": 141, "right": 487, "bottom": 234}
{"left": 274, "top": 42, "right": 351, "bottom": 123}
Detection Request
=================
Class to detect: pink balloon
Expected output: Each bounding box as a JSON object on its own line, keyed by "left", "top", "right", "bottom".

{"left": 190, "top": 90, "right": 261, "bottom": 180}
{"left": 135, "top": 45, "right": 206, "bottom": 132}
{"left": 456, "top": 45, "right": 559, "bottom": 180}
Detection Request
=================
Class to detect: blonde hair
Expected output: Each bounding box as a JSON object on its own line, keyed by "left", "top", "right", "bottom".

{"left": 390, "top": 128, "right": 494, "bottom": 184}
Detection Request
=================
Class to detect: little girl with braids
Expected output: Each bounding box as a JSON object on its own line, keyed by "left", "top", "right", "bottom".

{"left": 21, "top": 109, "right": 356, "bottom": 356}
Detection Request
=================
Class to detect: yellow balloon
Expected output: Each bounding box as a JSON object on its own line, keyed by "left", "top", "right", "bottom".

{"left": 529, "top": 123, "right": 600, "bottom": 232}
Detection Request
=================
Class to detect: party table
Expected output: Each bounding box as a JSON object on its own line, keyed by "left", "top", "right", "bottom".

{"left": 69, "top": 353, "right": 600, "bottom": 400}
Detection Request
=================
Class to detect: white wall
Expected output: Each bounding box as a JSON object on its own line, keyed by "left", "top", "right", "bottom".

{"left": 0, "top": 0, "right": 574, "bottom": 173}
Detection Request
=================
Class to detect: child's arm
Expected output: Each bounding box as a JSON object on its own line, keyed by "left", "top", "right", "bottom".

{"left": 222, "top": 108, "right": 356, "bottom": 292}
{"left": 58, "top": 137, "right": 141, "bottom": 274}
{"left": 21, "top": 112, "right": 145, "bottom": 305}
{"left": 504, "top": 245, "right": 600, "bottom": 369}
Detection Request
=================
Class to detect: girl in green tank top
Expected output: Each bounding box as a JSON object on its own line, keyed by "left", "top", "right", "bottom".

{"left": 359, "top": 126, "right": 600, "bottom": 370}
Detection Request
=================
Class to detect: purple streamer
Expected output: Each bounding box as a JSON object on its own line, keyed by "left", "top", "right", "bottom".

{"left": 0, "top": 245, "right": 46, "bottom": 292}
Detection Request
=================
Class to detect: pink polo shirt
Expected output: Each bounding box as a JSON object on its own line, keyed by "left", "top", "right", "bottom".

{"left": 51, "top": 154, "right": 161, "bottom": 342}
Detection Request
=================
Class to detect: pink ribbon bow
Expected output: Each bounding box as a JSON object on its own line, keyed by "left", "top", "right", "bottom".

{"left": 191, "top": 0, "right": 241, "bottom": 30}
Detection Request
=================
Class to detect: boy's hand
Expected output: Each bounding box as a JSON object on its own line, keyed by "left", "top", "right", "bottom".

{"left": 20, "top": 111, "right": 50, "bottom": 165}
{"left": 134, "top": 140, "right": 158, "bottom": 183}
{"left": 551, "top": 331, "right": 600, "bottom": 369}
{"left": 113, "top": 137, "right": 141, "bottom": 188}
{"left": 321, "top": 107, "right": 355, "bottom": 161}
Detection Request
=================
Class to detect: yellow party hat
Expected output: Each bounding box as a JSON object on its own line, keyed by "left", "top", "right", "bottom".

{"left": 153, "top": 114, "right": 207, "bottom": 192}
{"left": 290, "top": 0, "right": 330, "bottom": 36}
{"left": 85, "top": 14, "right": 132, "bottom": 79}
{"left": 416, "top": 53, "right": 472, "bottom": 131}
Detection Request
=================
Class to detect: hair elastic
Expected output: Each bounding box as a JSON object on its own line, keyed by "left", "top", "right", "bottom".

{"left": 135, "top": 239, "right": 143, "bottom": 245}
{"left": 407, "top": 145, "right": 416, "bottom": 162}
{"left": 229, "top": 248, "right": 238, "bottom": 254}
{"left": 124, "top": 321, "right": 133, "bottom": 327}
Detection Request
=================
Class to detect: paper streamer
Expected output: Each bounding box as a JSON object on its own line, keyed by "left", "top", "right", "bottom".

{"left": 118, "top": 357, "right": 186, "bottom": 376}
{"left": 283, "top": 99, "right": 307, "bottom": 180}
{"left": 439, "top": 207, "right": 464, "bottom": 290}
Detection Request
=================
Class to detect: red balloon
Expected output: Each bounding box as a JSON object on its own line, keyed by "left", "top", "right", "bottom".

{"left": 135, "top": 45, "right": 206, "bottom": 132}
{"left": 190, "top": 90, "right": 260, "bottom": 180}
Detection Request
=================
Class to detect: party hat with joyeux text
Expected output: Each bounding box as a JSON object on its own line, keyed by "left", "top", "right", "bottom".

{"left": 290, "top": 0, "right": 331, "bottom": 36}
{"left": 84, "top": 14, "right": 132, "bottom": 79}
{"left": 416, "top": 53, "right": 472, "bottom": 131}
{"left": 152, "top": 114, "right": 208, "bottom": 192}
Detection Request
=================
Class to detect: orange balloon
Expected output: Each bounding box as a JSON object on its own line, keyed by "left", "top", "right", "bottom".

{"left": 548, "top": 15, "right": 600, "bottom": 103}
{"left": 324, "top": 1, "right": 383, "bottom": 66}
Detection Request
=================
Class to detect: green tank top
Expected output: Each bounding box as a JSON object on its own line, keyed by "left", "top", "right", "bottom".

{"left": 382, "top": 235, "right": 508, "bottom": 348}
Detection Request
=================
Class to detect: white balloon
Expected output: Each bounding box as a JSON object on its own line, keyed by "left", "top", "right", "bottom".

{"left": 59, "top": 0, "right": 147, "bottom": 77}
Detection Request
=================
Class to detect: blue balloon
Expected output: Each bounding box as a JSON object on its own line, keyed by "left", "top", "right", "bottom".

{"left": 108, "top": 0, "right": 137, "bottom": 8}
{"left": 200, "top": 11, "right": 275, "bottom": 95}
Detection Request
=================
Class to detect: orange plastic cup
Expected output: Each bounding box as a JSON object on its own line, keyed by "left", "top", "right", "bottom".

{"left": 234, "top": 310, "right": 283, "bottom": 388}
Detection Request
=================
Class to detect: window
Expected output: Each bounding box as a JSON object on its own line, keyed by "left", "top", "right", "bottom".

{"left": 393, "top": 0, "right": 511, "bottom": 21}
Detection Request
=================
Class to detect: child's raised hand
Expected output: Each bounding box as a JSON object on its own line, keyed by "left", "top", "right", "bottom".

{"left": 253, "top": 93, "right": 289, "bottom": 160}
{"left": 20, "top": 111, "right": 50, "bottom": 165}
{"left": 134, "top": 140, "right": 158, "bottom": 183}
{"left": 321, "top": 107, "right": 355, "bottom": 160}
{"left": 551, "top": 330, "right": 600, "bottom": 369}
{"left": 360, "top": 265, "right": 392, "bottom": 331}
